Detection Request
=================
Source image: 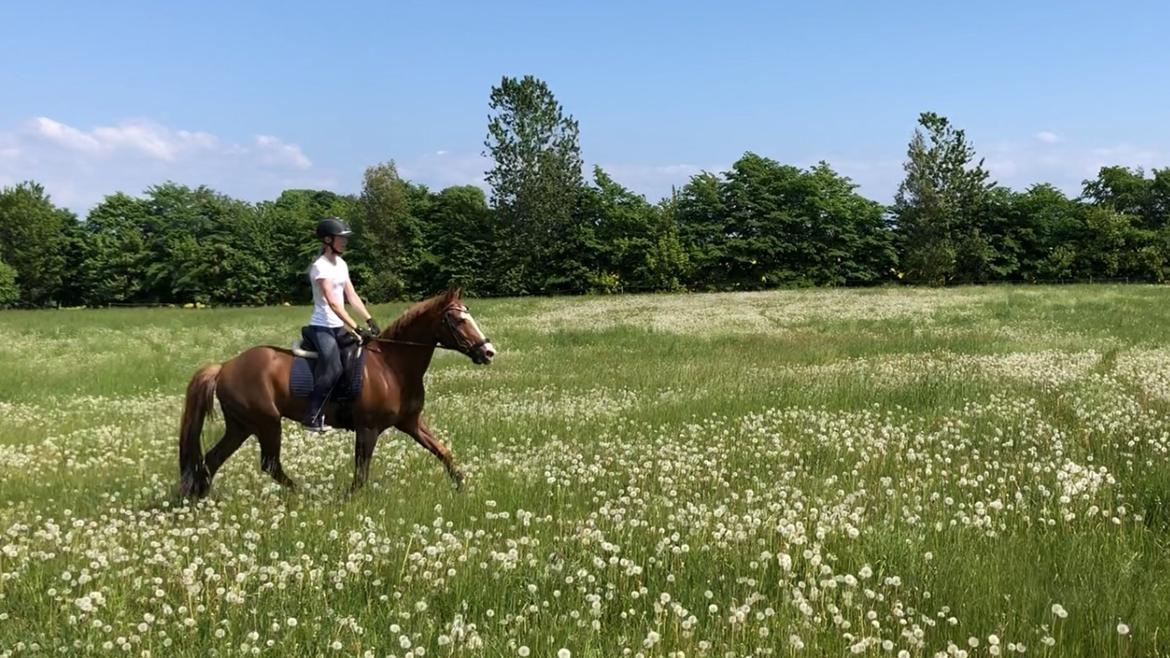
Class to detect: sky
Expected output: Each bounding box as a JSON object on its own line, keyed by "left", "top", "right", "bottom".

{"left": 2, "top": 0, "right": 1169, "bottom": 214}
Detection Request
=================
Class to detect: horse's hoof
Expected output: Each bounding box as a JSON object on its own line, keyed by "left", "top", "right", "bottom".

{"left": 179, "top": 463, "right": 214, "bottom": 498}
{"left": 179, "top": 473, "right": 212, "bottom": 499}
{"left": 450, "top": 470, "right": 465, "bottom": 490}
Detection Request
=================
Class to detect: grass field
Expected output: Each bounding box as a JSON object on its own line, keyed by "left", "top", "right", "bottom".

{"left": 3, "top": 285, "right": 1170, "bottom": 657}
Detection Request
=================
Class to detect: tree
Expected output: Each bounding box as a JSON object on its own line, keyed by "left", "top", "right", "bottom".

{"left": 352, "top": 162, "right": 427, "bottom": 301}
{"left": 0, "top": 259, "right": 18, "bottom": 307}
{"left": 674, "top": 172, "right": 730, "bottom": 289}
{"left": 416, "top": 185, "right": 496, "bottom": 295}
{"left": 892, "top": 112, "right": 995, "bottom": 285}
{"left": 256, "top": 189, "right": 356, "bottom": 302}
{"left": 954, "top": 186, "right": 1027, "bottom": 283}
{"left": 1077, "top": 168, "right": 1170, "bottom": 281}
{"left": 577, "top": 167, "right": 687, "bottom": 293}
{"left": 76, "top": 193, "right": 152, "bottom": 304}
{"left": 136, "top": 183, "right": 260, "bottom": 304}
{"left": 197, "top": 207, "right": 276, "bottom": 305}
{"left": 801, "top": 162, "right": 897, "bottom": 285}
{"left": 719, "top": 153, "right": 809, "bottom": 287}
{"left": 1083, "top": 166, "right": 1170, "bottom": 237}
{"left": 483, "top": 75, "right": 584, "bottom": 293}
{"left": 57, "top": 216, "right": 91, "bottom": 307}
{"left": 1153, "top": 169, "right": 1170, "bottom": 228}
{"left": 673, "top": 156, "right": 895, "bottom": 290}
{"left": 1083, "top": 166, "right": 1154, "bottom": 225}
{"left": 1006, "top": 184, "right": 1081, "bottom": 282}
{"left": 0, "top": 181, "right": 76, "bottom": 305}
{"left": 1079, "top": 205, "right": 1136, "bottom": 279}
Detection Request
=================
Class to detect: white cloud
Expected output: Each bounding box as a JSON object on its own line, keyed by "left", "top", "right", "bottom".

{"left": 983, "top": 140, "right": 1164, "bottom": 195}
{"left": 0, "top": 117, "right": 327, "bottom": 213}
{"left": 32, "top": 117, "right": 102, "bottom": 153}
{"left": 815, "top": 157, "right": 905, "bottom": 202}
{"left": 254, "top": 135, "right": 311, "bottom": 170}
{"left": 31, "top": 117, "right": 220, "bottom": 161}
{"left": 593, "top": 163, "right": 711, "bottom": 199}
{"left": 594, "top": 143, "right": 1166, "bottom": 204}
{"left": 397, "top": 150, "right": 490, "bottom": 190}
{"left": 599, "top": 142, "right": 1166, "bottom": 204}
{"left": 11, "top": 115, "right": 1162, "bottom": 215}
{"left": 818, "top": 140, "right": 1166, "bottom": 202}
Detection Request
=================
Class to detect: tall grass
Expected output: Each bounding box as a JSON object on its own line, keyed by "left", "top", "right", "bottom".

{"left": 1, "top": 285, "right": 1168, "bottom": 656}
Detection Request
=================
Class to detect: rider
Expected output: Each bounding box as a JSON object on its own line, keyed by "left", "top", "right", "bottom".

{"left": 303, "top": 217, "right": 381, "bottom": 432}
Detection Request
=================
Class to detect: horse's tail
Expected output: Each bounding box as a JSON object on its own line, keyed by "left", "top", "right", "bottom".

{"left": 178, "top": 363, "right": 222, "bottom": 498}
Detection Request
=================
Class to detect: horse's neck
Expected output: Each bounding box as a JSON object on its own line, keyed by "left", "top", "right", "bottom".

{"left": 375, "top": 343, "right": 435, "bottom": 385}
{"left": 376, "top": 312, "right": 440, "bottom": 380}
{"left": 383, "top": 311, "right": 440, "bottom": 345}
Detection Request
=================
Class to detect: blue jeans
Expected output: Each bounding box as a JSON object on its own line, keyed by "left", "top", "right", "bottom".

{"left": 306, "top": 325, "right": 348, "bottom": 423}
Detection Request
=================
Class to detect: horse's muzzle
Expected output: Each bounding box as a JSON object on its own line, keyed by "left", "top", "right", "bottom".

{"left": 475, "top": 342, "right": 496, "bottom": 365}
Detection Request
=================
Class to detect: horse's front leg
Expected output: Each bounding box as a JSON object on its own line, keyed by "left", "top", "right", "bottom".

{"left": 399, "top": 415, "right": 463, "bottom": 489}
{"left": 350, "top": 426, "right": 382, "bottom": 493}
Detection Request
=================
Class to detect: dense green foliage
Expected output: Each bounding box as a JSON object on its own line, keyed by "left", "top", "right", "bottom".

{"left": 2, "top": 81, "right": 1170, "bottom": 307}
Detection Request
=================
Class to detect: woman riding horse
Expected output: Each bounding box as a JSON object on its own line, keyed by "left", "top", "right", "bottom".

{"left": 177, "top": 237, "right": 496, "bottom": 497}
{"left": 304, "top": 217, "right": 379, "bottom": 432}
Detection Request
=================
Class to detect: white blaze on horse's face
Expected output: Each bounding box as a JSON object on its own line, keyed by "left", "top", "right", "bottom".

{"left": 457, "top": 308, "right": 495, "bottom": 364}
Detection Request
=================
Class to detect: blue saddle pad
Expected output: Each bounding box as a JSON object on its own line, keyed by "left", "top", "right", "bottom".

{"left": 290, "top": 347, "right": 366, "bottom": 401}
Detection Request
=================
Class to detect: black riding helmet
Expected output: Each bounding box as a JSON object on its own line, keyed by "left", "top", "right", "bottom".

{"left": 316, "top": 217, "right": 353, "bottom": 239}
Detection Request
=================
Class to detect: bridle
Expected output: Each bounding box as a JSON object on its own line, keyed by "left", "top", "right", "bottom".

{"left": 441, "top": 304, "right": 492, "bottom": 354}
{"left": 365, "top": 304, "right": 491, "bottom": 356}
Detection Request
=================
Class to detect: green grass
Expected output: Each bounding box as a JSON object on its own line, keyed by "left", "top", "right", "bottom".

{"left": 2, "top": 284, "right": 1170, "bottom": 657}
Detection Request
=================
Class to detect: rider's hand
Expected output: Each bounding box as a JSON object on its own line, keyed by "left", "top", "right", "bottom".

{"left": 366, "top": 318, "right": 381, "bottom": 335}
{"left": 357, "top": 326, "right": 378, "bottom": 344}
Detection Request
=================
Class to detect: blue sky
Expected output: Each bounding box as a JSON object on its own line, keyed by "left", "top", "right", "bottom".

{"left": 2, "top": 0, "right": 1169, "bottom": 213}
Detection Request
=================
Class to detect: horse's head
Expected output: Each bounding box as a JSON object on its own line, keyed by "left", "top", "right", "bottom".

{"left": 437, "top": 288, "right": 495, "bottom": 364}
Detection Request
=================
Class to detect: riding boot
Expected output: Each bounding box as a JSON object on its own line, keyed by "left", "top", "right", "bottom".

{"left": 303, "top": 393, "right": 333, "bottom": 432}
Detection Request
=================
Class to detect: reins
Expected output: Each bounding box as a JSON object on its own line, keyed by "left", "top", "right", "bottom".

{"left": 364, "top": 336, "right": 459, "bottom": 352}
{"left": 362, "top": 303, "right": 489, "bottom": 355}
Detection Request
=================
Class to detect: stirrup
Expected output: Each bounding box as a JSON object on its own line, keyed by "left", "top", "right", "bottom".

{"left": 302, "top": 414, "right": 332, "bottom": 433}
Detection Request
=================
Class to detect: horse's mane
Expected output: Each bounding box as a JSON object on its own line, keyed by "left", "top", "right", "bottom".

{"left": 384, "top": 288, "right": 460, "bottom": 338}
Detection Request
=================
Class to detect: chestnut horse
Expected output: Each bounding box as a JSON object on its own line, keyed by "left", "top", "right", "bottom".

{"left": 178, "top": 288, "right": 495, "bottom": 498}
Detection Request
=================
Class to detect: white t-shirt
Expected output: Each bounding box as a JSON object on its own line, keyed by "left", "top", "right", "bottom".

{"left": 308, "top": 254, "right": 349, "bottom": 328}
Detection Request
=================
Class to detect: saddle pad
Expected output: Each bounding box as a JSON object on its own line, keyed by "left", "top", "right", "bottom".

{"left": 289, "top": 348, "right": 367, "bottom": 400}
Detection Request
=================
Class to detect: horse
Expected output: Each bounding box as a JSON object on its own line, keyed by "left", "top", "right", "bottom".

{"left": 177, "top": 287, "right": 495, "bottom": 498}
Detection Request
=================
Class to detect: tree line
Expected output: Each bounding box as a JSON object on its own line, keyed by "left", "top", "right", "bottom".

{"left": 3, "top": 76, "right": 1170, "bottom": 308}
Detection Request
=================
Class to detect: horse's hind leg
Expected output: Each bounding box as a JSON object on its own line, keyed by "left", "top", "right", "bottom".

{"left": 203, "top": 414, "right": 251, "bottom": 484}
{"left": 257, "top": 421, "right": 296, "bottom": 489}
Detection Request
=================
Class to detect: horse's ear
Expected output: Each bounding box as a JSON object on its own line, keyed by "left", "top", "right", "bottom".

{"left": 448, "top": 286, "right": 463, "bottom": 300}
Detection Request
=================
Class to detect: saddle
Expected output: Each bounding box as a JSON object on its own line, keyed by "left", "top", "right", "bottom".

{"left": 289, "top": 327, "right": 367, "bottom": 402}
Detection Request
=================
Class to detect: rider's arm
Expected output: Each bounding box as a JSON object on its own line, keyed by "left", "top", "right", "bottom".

{"left": 343, "top": 279, "right": 373, "bottom": 324}
{"left": 319, "top": 279, "right": 359, "bottom": 331}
